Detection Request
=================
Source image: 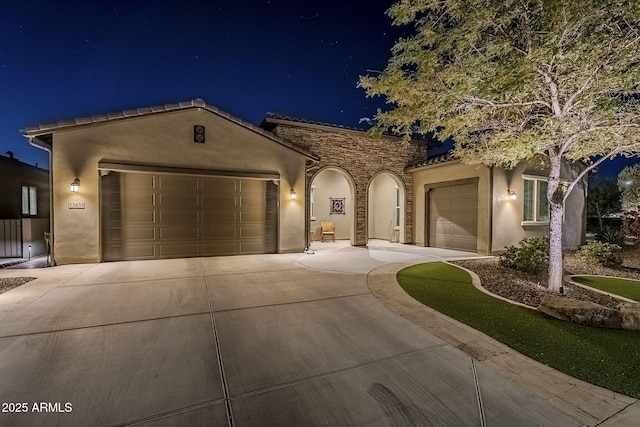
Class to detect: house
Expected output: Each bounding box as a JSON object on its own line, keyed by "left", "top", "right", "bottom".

{"left": 0, "top": 151, "right": 50, "bottom": 258}
{"left": 22, "top": 99, "right": 585, "bottom": 265}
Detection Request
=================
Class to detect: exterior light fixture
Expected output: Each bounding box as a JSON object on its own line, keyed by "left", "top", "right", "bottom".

{"left": 508, "top": 189, "right": 517, "bottom": 200}
{"left": 290, "top": 188, "right": 297, "bottom": 200}
{"left": 70, "top": 178, "right": 80, "bottom": 193}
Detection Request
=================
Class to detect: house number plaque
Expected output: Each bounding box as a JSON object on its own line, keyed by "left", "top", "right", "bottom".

{"left": 68, "top": 201, "right": 85, "bottom": 209}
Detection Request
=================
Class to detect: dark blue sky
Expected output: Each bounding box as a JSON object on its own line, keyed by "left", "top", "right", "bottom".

{"left": 1, "top": 0, "right": 635, "bottom": 178}
{"left": 1, "top": 0, "right": 405, "bottom": 168}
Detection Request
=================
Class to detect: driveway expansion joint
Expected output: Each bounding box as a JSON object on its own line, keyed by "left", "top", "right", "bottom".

{"left": 204, "top": 270, "right": 235, "bottom": 427}
{"left": 0, "top": 311, "right": 211, "bottom": 339}
{"left": 229, "top": 346, "right": 445, "bottom": 401}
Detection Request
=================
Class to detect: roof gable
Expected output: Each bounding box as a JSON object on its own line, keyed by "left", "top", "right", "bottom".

{"left": 22, "top": 99, "right": 318, "bottom": 161}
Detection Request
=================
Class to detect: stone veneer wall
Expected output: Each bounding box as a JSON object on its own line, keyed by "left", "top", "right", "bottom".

{"left": 271, "top": 124, "right": 427, "bottom": 246}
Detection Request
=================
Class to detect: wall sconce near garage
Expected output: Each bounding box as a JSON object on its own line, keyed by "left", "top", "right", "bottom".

{"left": 193, "top": 125, "right": 205, "bottom": 143}
{"left": 508, "top": 189, "right": 517, "bottom": 200}
{"left": 290, "top": 188, "right": 297, "bottom": 200}
{"left": 70, "top": 178, "right": 80, "bottom": 193}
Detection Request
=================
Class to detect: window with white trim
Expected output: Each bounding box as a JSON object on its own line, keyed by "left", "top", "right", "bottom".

{"left": 523, "top": 177, "right": 549, "bottom": 222}
{"left": 21, "top": 185, "right": 37, "bottom": 216}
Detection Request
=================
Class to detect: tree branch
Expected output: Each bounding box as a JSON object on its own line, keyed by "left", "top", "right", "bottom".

{"left": 563, "top": 151, "right": 622, "bottom": 203}
{"left": 537, "top": 69, "right": 562, "bottom": 115}
{"left": 562, "top": 65, "right": 602, "bottom": 116}
{"left": 559, "top": 123, "right": 640, "bottom": 156}
{"left": 464, "top": 96, "right": 551, "bottom": 109}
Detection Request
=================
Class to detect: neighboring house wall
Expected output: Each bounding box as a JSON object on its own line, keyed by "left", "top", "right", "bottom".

{"left": 30, "top": 107, "right": 310, "bottom": 264}
{"left": 0, "top": 153, "right": 50, "bottom": 257}
{"left": 266, "top": 119, "right": 426, "bottom": 246}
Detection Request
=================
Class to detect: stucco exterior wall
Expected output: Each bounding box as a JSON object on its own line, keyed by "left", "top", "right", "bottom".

{"left": 412, "top": 159, "right": 586, "bottom": 255}
{"left": 49, "top": 108, "right": 308, "bottom": 264}
{"left": 368, "top": 174, "right": 400, "bottom": 241}
{"left": 310, "top": 169, "right": 353, "bottom": 240}
{"left": 270, "top": 123, "right": 425, "bottom": 246}
{"left": 492, "top": 163, "right": 586, "bottom": 252}
{"left": 412, "top": 161, "right": 492, "bottom": 253}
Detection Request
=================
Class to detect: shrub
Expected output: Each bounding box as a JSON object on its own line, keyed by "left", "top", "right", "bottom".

{"left": 595, "top": 226, "right": 625, "bottom": 246}
{"left": 499, "top": 236, "right": 549, "bottom": 275}
{"left": 623, "top": 207, "right": 640, "bottom": 244}
{"left": 576, "top": 241, "right": 623, "bottom": 269}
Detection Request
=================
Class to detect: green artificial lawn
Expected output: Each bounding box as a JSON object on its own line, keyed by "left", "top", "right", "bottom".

{"left": 397, "top": 262, "right": 640, "bottom": 398}
{"left": 572, "top": 276, "right": 640, "bottom": 302}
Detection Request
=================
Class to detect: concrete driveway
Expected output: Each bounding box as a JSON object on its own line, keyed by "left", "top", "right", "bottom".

{"left": 0, "top": 241, "right": 636, "bottom": 426}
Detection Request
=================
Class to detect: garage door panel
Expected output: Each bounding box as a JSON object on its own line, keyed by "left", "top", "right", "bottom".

{"left": 159, "top": 210, "right": 199, "bottom": 223}
{"left": 201, "top": 226, "right": 238, "bottom": 239}
{"left": 123, "top": 193, "right": 155, "bottom": 207}
{"left": 158, "top": 176, "right": 197, "bottom": 191}
{"left": 121, "top": 245, "right": 156, "bottom": 259}
{"left": 201, "top": 210, "right": 238, "bottom": 223}
{"left": 428, "top": 183, "right": 478, "bottom": 252}
{"left": 200, "top": 242, "right": 239, "bottom": 256}
{"left": 124, "top": 174, "right": 157, "bottom": 189}
{"left": 159, "top": 227, "right": 198, "bottom": 240}
{"left": 159, "top": 193, "right": 198, "bottom": 207}
{"left": 240, "top": 241, "right": 268, "bottom": 253}
{"left": 240, "top": 197, "right": 266, "bottom": 209}
{"left": 102, "top": 172, "right": 278, "bottom": 261}
{"left": 127, "top": 227, "right": 156, "bottom": 240}
{"left": 123, "top": 210, "right": 155, "bottom": 223}
{"left": 240, "top": 210, "right": 266, "bottom": 223}
{"left": 159, "top": 244, "right": 199, "bottom": 257}
{"left": 202, "top": 195, "right": 237, "bottom": 209}
{"left": 201, "top": 179, "right": 237, "bottom": 192}
{"left": 240, "top": 226, "right": 267, "bottom": 239}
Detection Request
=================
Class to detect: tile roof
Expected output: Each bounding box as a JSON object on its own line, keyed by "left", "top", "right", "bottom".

{"left": 21, "top": 99, "right": 319, "bottom": 160}
{"left": 261, "top": 112, "right": 437, "bottom": 145}
{"left": 262, "top": 112, "right": 370, "bottom": 133}
{"left": 415, "top": 152, "right": 455, "bottom": 168}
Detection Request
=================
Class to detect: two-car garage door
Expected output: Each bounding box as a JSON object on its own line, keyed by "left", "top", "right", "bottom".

{"left": 101, "top": 172, "right": 278, "bottom": 261}
{"left": 428, "top": 182, "right": 478, "bottom": 252}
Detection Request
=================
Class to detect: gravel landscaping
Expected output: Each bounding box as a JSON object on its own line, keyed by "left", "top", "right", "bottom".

{"left": 453, "top": 249, "right": 640, "bottom": 309}
{"left": 0, "top": 277, "right": 35, "bottom": 295}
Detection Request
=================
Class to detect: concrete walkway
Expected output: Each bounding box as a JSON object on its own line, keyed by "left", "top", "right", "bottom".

{"left": 0, "top": 241, "right": 637, "bottom": 426}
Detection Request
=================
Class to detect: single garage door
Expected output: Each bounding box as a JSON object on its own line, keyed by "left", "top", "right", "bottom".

{"left": 101, "top": 172, "right": 278, "bottom": 261}
{"left": 428, "top": 182, "right": 478, "bottom": 251}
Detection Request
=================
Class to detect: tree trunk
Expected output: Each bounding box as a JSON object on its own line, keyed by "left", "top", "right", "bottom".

{"left": 548, "top": 200, "right": 564, "bottom": 292}
{"left": 547, "top": 153, "right": 564, "bottom": 292}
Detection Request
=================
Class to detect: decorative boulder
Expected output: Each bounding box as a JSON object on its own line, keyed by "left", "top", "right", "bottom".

{"left": 539, "top": 295, "right": 622, "bottom": 329}
{"left": 618, "top": 302, "right": 640, "bottom": 331}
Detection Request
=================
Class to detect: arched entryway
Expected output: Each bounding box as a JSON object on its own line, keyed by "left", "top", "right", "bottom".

{"left": 309, "top": 167, "right": 356, "bottom": 245}
{"left": 367, "top": 172, "right": 405, "bottom": 243}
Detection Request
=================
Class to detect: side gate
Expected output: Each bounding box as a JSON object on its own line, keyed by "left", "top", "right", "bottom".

{"left": 0, "top": 219, "right": 22, "bottom": 258}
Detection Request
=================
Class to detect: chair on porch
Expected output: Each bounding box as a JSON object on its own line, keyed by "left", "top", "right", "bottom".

{"left": 320, "top": 222, "right": 336, "bottom": 242}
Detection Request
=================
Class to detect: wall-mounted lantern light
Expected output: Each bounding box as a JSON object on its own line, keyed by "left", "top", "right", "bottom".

{"left": 70, "top": 178, "right": 80, "bottom": 193}
{"left": 508, "top": 189, "right": 517, "bottom": 200}
{"left": 290, "top": 188, "right": 297, "bottom": 200}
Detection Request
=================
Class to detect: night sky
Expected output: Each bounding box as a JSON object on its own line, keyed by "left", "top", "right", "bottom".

{"left": 1, "top": 0, "right": 406, "bottom": 168}
{"left": 1, "top": 0, "right": 635, "bottom": 178}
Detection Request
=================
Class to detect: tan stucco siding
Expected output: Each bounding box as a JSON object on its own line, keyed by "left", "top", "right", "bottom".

{"left": 50, "top": 108, "right": 307, "bottom": 264}
{"left": 412, "top": 161, "right": 491, "bottom": 254}
{"left": 492, "top": 164, "right": 586, "bottom": 252}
